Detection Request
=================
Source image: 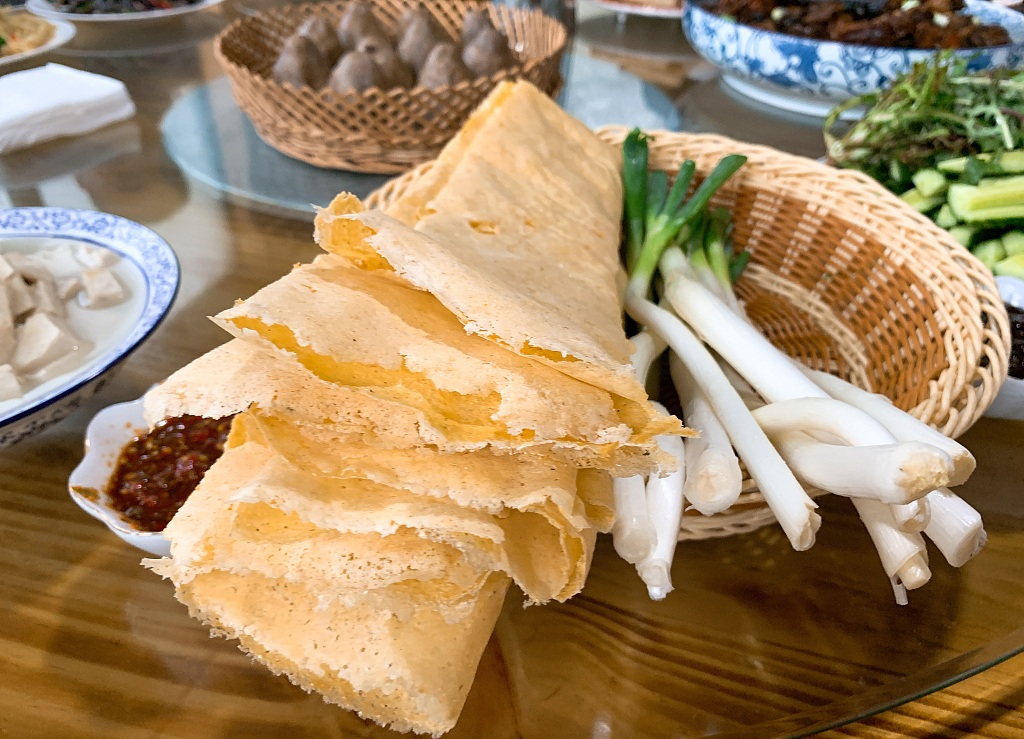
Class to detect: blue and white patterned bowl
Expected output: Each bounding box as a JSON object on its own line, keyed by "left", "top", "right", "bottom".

{"left": 0, "top": 208, "right": 179, "bottom": 448}
{"left": 683, "top": 0, "right": 1024, "bottom": 118}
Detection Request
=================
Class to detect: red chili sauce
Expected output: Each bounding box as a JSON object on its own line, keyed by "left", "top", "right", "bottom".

{"left": 106, "top": 415, "right": 234, "bottom": 532}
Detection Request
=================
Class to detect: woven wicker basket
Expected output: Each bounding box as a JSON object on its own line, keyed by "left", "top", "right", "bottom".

{"left": 215, "top": 0, "right": 566, "bottom": 174}
{"left": 366, "top": 127, "right": 1011, "bottom": 541}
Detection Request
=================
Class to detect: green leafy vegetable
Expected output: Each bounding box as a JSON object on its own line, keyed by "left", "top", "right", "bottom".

{"left": 824, "top": 54, "right": 1024, "bottom": 192}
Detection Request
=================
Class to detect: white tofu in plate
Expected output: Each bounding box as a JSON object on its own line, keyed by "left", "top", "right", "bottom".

{"left": 80, "top": 268, "right": 127, "bottom": 309}
{"left": 0, "top": 364, "right": 23, "bottom": 402}
{"left": 12, "top": 313, "right": 80, "bottom": 375}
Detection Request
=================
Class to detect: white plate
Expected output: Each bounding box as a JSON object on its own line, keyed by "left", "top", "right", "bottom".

{"left": 0, "top": 11, "right": 75, "bottom": 68}
{"left": 985, "top": 276, "right": 1024, "bottom": 421}
{"left": 589, "top": 0, "right": 684, "bottom": 19}
{"left": 25, "top": 0, "right": 224, "bottom": 23}
{"left": 0, "top": 208, "right": 179, "bottom": 448}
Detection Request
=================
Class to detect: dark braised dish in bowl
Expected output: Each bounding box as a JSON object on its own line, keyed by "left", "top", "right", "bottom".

{"left": 706, "top": 0, "right": 1014, "bottom": 48}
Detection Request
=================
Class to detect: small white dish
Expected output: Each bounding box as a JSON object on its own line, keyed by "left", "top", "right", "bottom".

{"left": 0, "top": 208, "right": 179, "bottom": 448}
{"left": 25, "top": 0, "right": 224, "bottom": 23}
{"left": 68, "top": 394, "right": 170, "bottom": 556}
{"left": 985, "top": 276, "right": 1024, "bottom": 421}
{"left": 0, "top": 12, "right": 76, "bottom": 68}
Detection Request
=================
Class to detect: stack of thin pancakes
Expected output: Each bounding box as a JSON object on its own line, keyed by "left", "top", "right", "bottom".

{"left": 143, "top": 81, "right": 685, "bottom": 736}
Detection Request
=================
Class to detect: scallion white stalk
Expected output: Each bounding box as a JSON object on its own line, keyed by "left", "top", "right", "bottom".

{"left": 637, "top": 428, "right": 686, "bottom": 600}
{"left": 719, "top": 359, "right": 764, "bottom": 411}
{"left": 923, "top": 488, "right": 987, "bottom": 567}
{"left": 750, "top": 398, "right": 954, "bottom": 493}
{"left": 771, "top": 430, "right": 954, "bottom": 505}
{"left": 889, "top": 499, "right": 931, "bottom": 532}
{"left": 629, "top": 329, "right": 668, "bottom": 388}
{"left": 660, "top": 248, "right": 827, "bottom": 404}
{"left": 669, "top": 352, "right": 743, "bottom": 515}
{"left": 852, "top": 498, "right": 931, "bottom": 605}
{"left": 612, "top": 475, "right": 656, "bottom": 564}
{"left": 799, "top": 366, "right": 976, "bottom": 486}
{"left": 625, "top": 293, "right": 820, "bottom": 551}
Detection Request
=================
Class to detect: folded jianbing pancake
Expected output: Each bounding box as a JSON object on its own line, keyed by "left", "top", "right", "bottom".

{"left": 162, "top": 565, "right": 510, "bottom": 737}
{"left": 359, "top": 81, "right": 642, "bottom": 404}
{"left": 152, "top": 441, "right": 491, "bottom": 621}
{"left": 237, "top": 411, "right": 611, "bottom": 531}
{"left": 145, "top": 339, "right": 673, "bottom": 476}
{"left": 211, "top": 256, "right": 682, "bottom": 454}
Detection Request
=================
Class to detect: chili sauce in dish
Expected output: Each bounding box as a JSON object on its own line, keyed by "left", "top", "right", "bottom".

{"left": 106, "top": 415, "right": 233, "bottom": 532}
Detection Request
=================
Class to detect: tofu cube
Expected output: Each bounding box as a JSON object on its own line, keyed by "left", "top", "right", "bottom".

{"left": 5, "top": 275, "right": 35, "bottom": 320}
{"left": 0, "top": 364, "right": 24, "bottom": 401}
{"left": 74, "top": 244, "right": 119, "bottom": 270}
{"left": 30, "top": 276, "right": 64, "bottom": 318}
{"left": 80, "top": 268, "right": 127, "bottom": 309}
{"left": 57, "top": 277, "right": 82, "bottom": 301}
{"left": 0, "top": 284, "right": 14, "bottom": 365}
{"left": 12, "top": 313, "right": 79, "bottom": 374}
{"left": 3, "top": 252, "right": 30, "bottom": 273}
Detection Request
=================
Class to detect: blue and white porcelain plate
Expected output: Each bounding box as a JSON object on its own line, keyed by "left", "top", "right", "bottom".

{"left": 0, "top": 208, "right": 179, "bottom": 447}
{"left": 683, "top": 0, "right": 1024, "bottom": 119}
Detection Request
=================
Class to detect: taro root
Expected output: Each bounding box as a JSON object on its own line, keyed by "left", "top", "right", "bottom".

{"left": 328, "top": 50, "right": 386, "bottom": 93}
{"left": 461, "top": 25, "right": 514, "bottom": 78}
{"left": 397, "top": 8, "right": 449, "bottom": 72}
{"left": 337, "top": 0, "right": 388, "bottom": 50}
{"left": 417, "top": 42, "right": 472, "bottom": 89}
{"left": 271, "top": 34, "right": 329, "bottom": 90}
{"left": 461, "top": 8, "right": 494, "bottom": 46}
{"left": 356, "top": 34, "right": 414, "bottom": 88}
{"left": 396, "top": 5, "right": 441, "bottom": 38}
{"left": 295, "top": 16, "right": 343, "bottom": 66}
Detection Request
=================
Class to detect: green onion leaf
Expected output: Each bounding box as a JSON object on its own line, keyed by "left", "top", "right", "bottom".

{"left": 623, "top": 128, "right": 650, "bottom": 271}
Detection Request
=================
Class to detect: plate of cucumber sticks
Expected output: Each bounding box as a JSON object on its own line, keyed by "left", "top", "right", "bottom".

{"left": 825, "top": 53, "right": 1024, "bottom": 281}
{"left": 825, "top": 52, "right": 1024, "bottom": 418}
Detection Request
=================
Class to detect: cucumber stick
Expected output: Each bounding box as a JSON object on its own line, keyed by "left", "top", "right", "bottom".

{"left": 938, "top": 151, "right": 1024, "bottom": 175}
{"left": 911, "top": 168, "right": 947, "bottom": 198}
{"left": 993, "top": 253, "right": 1024, "bottom": 279}
{"left": 971, "top": 239, "right": 1006, "bottom": 270}
{"left": 948, "top": 225, "right": 977, "bottom": 246}
{"left": 900, "top": 188, "right": 945, "bottom": 213}
{"left": 934, "top": 203, "right": 958, "bottom": 228}
{"left": 1003, "top": 231, "right": 1024, "bottom": 256}
{"left": 948, "top": 176, "right": 1024, "bottom": 222}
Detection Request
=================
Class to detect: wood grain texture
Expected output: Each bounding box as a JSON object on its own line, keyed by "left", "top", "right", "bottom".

{"left": 0, "top": 9, "right": 1023, "bottom": 738}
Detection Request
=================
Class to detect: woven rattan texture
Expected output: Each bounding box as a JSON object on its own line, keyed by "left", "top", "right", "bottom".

{"left": 215, "top": 0, "right": 565, "bottom": 174}
{"left": 366, "top": 127, "right": 1010, "bottom": 540}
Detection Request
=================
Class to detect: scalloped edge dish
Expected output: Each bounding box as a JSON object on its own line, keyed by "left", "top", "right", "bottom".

{"left": 68, "top": 395, "right": 171, "bottom": 556}
{"left": 25, "top": 0, "right": 224, "bottom": 23}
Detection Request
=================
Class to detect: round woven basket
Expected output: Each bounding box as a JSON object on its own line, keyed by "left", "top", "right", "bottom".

{"left": 214, "top": 0, "right": 566, "bottom": 174}
{"left": 366, "top": 127, "right": 1011, "bottom": 541}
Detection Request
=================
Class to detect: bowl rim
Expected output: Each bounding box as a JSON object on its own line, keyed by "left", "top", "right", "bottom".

{"left": 684, "top": 0, "right": 1024, "bottom": 54}
{"left": 0, "top": 207, "right": 180, "bottom": 431}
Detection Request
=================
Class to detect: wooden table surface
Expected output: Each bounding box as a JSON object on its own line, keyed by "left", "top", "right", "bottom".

{"left": 0, "top": 4, "right": 1022, "bottom": 737}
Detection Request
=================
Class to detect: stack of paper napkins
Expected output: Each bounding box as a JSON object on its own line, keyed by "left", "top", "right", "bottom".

{"left": 143, "top": 81, "right": 685, "bottom": 736}
{"left": 0, "top": 64, "right": 135, "bottom": 155}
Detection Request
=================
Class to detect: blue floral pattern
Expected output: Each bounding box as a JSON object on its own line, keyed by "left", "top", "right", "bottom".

{"left": 0, "top": 208, "right": 180, "bottom": 446}
{"left": 684, "top": 0, "right": 1024, "bottom": 110}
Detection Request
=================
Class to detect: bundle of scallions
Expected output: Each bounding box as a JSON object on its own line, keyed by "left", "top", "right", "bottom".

{"left": 616, "top": 129, "right": 985, "bottom": 605}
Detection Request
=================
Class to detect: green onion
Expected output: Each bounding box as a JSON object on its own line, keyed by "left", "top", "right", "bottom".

{"left": 622, "top": 129, "right": 650, "bottom": 271}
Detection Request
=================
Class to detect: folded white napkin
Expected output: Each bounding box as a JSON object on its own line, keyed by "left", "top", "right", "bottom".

{"left": 0, "top": 63, "right": 136, "bottom": 155}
